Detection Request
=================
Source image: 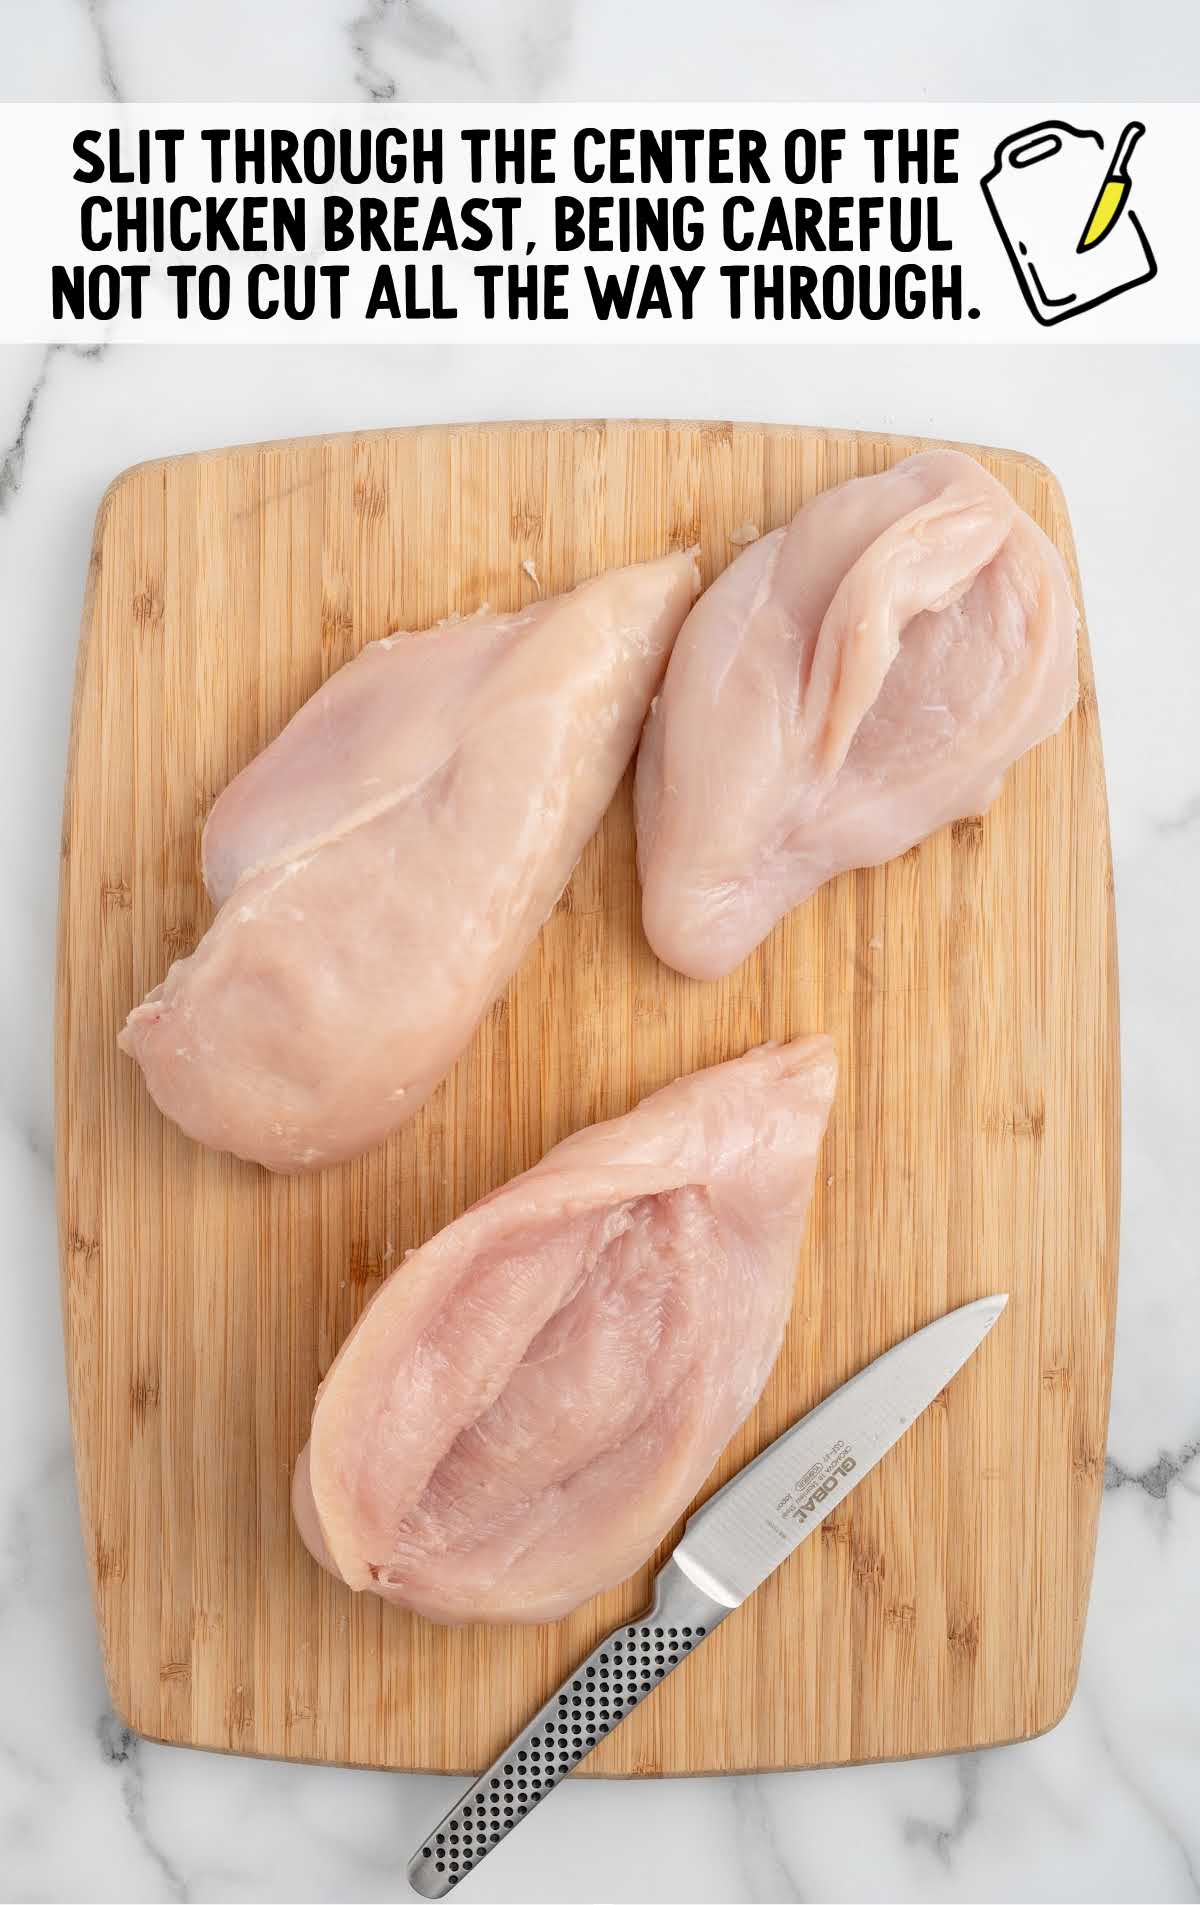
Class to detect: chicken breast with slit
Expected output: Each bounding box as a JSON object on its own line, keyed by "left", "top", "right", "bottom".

{"left": 636, "top": 450, "right": 1079, "bottom": 981}
{"left": 292, "top": 1034, "right": 837, "bottom": 1624}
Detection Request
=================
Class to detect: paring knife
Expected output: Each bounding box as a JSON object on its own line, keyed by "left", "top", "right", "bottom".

{"left": 1077, "top": 120, "right": 1145, "bottom": 252}
{"left": 407, "top": 1293, "right": 1007, "bottom": 1898}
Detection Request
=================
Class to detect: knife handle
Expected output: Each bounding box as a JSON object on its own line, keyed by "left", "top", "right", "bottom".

{"left": 406, "top": 1557, "right": 730, "bottom": 1898}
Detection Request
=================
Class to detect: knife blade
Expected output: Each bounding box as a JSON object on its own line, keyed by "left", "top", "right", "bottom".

{"left": 407, "top": 1294, "right": 1007, "bottom": 1897}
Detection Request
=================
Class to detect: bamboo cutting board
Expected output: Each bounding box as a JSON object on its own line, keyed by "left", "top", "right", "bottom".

{"left": 57, "top": 420, "right": 1119, "bottom": 1776}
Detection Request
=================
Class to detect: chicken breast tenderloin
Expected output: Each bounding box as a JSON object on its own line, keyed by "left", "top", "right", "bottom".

{"left": 120, "top": 552, "right": 699, "bottom": 1171}
{"left": 293, "top": 1034, "right": 837, "bottom": 1624}
{"left": 636, "top": 451, "right": 1079, "bottom": 981}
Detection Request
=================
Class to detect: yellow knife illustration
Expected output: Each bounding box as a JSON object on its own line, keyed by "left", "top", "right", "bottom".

{"left": 1078, "top": 121, "right": 1145, "bottom": 251}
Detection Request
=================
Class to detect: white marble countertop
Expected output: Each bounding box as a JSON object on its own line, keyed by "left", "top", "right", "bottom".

{"left": 2, "top": 5, "right": 1198, "bottom": 1901}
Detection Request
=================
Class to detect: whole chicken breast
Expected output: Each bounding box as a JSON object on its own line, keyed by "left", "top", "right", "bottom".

{"left": 636, "top": 451, "right": 1079, "bottom": 981}
{"left": 120, "top": 552, "right": 699, "bottom": 1171}
{"left": 293, "top": 1034, "right": 837, "bottom": 1624}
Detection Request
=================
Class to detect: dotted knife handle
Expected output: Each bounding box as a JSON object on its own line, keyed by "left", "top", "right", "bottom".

{"left": 406, "top": 1558, "right": 731, "bottom": 1898}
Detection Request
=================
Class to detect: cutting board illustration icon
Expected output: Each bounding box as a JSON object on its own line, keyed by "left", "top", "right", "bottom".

{"left": 982, "top": 120, "right": 1157, "bottom": 325}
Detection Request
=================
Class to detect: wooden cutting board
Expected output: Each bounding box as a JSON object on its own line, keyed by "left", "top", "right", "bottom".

{"left": 56, "top": 420, "right": 1119, "bottom": 1776}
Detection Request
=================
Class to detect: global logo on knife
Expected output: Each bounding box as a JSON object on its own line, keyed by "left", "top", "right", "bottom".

{"left": 981, "top": 118, "right": 1157, "bottom": 326}
{"left": 789, "top": 1453, "right": 858, "bottom": 1524}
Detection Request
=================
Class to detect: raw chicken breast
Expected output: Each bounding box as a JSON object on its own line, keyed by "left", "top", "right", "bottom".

{"left": 636, "top": 451, "right": 1079, "bottom": 981}
{"left": 292, "top": 1034, "right": 837, "bottom": 1624}
{"left": 120, "top": 553, "right": 699, "bottom": 1171}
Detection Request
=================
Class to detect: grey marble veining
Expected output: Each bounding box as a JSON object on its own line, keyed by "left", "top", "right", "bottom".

{"left": 1, "top": 5, "right": 1198, "bottom": 1900}
{"left": 12, "top": 0, "right": 1200, "bottom": 105}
